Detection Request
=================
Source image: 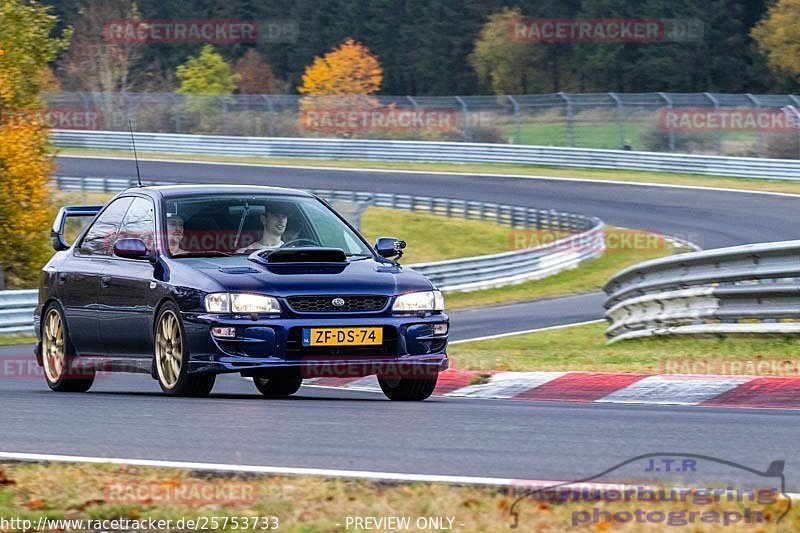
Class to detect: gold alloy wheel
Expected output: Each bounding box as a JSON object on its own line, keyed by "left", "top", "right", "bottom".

{"left": 42, "top": 309, "right": 65, "bottom": 383}
{"left": 155, "top": 310, "right": 182, "bottom": 389}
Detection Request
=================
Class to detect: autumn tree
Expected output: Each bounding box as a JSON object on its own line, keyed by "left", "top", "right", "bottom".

{"left": 297, "top": 39, "right": 383, "bottom": 137}
{"left": 469, "top": 7, "right": 548, "bottom": 94}
{"left": 0, "top": 0, "right": 69, "bottom": 288}
{"left": 59, "top": 0, "right": 142, "bottom": 93}
{"left": 298, "top": 38, "right": 382, "bottom": 95}
{"left": 234, "top": 49, "right": 286, "bottom": 94}
{"left": 176, "top": 45, "right": 238, "bottom": 133}
{"left": 752, "top": 0, "right": 800, "bottom": 79}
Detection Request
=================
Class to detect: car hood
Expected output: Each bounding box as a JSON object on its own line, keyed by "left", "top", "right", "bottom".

{"left": 176, "top": 256, "right": 435, "bottom": 296}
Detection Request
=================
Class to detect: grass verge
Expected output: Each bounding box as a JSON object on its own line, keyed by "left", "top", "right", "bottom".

{"left": 444, "top": 227, "right": 677, "bottom": 310}
{"left": 59, "top": 147, "right": 800, "bottom": 196}
{"left": 0, "top": 335, "right": 36, "bottom": 346}
{"left": 0, "top": 462, "right": 793, "bottom": 531}
{"left": 450, "top": 321, "right": 800, "bottom": 375}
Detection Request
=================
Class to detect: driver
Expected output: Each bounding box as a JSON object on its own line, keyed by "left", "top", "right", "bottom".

{"left": 237, "top": 202, "right": 289, "bottom": 252}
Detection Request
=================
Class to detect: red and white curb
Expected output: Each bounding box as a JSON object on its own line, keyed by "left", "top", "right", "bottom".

{"left": 305, "top": 371, "right": 800, "bottom": 409}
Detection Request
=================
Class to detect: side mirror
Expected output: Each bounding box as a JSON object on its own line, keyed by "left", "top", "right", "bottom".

{"left": 375, "top": 237, "right": 406, "bottom": 259}
{"left": 114, "top": 238, "right": 151, "bottom": 260}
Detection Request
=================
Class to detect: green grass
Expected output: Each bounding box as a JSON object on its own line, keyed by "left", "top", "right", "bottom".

{"left": 0, "top": 334, "right": 36, "bottom": 346}
{"left": 58, "top": 147, "right": 800, "bottom": 195}
{"left": 359, "top": 206, "right": 556, "bottom": 264}
{"left": 503, "top": 121, "right": 648, "bottom": 149}
{"left": 450, "top": 321, "right": 800, "bottom": 374}
{"left": 0, "top": 462, "right": 794, "bottom": 531}
{"left": 444, "top": 227, "right": 677, "bottom": 310}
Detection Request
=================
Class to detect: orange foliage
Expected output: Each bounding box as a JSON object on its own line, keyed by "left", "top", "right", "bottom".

{"left": 298, "top": 38, "right": 382, "bottom": 96}
{"left": 0, "top": 112, "right": 53, "bottom": 287}
{"left": 298, "top": 39, "right": 384, "bottom": 137}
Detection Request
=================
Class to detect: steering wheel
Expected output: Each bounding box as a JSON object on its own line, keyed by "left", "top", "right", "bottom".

{"left": 282, "top": 238, "right": 318, "bottom": 248}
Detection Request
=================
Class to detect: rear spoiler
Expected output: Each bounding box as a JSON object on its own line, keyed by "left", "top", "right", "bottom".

{"left": 51, "top": 205, "right": 103, "bottom": 251}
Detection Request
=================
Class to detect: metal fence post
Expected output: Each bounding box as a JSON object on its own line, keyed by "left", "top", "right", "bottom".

{"left": 407, "top": 96, "right": 420, "bottom": 140}
{"left": 507, "top": 95, "right": 521, "bottom": 144}
{"left": 746, "top": 93, "right": 765, "bottom": 158}
{"left": 264, "top": 95, "right": 276, "bottom": 137}
{"left": 609, "top": 92, "right": 625, "bottom": 149}
{"left": 558, "top": 92, "right": 575, "bottom": 147}
{"left": 704, "top": 93, "right": 723, "bottom": 155}
{"left": 170, "top": 93, "right": 182, "bottom": 133}
{"left": 454, "top": 96, "right": 470, "bottom": 142}
{"left": 658, "top": 92, "right": 675, "bottom": 152}
{"left": 787, "top": 96, "right": 800, "bottom": 159}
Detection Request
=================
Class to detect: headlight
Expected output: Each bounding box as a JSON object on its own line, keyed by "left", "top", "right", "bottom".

{"left": 204, "top": 293, "right": 281, "bottom": 314}
{"left": 392, "top": 290, "right": 444, "bottom": 312}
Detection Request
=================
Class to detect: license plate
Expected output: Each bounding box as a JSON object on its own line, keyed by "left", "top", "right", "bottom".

{"left": 302, "top": 327, "right": 383, "bottom": 346}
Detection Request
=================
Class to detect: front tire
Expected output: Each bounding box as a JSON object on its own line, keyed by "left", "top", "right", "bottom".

{"left": 253, "top": 370, "right": 302, "bottom": 397}
{"left": 378, "top": 375, "right": 438, "bottom": 401}
{"left": 154, "top": 303, "right": 215, "bottom": 397}
{"left": 41, "top": 304, "right": 94, "bottom": 393}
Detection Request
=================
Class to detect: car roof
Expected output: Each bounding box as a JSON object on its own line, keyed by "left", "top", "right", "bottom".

{"left": 123, "top": 184, "right": 315, "bottom": 199}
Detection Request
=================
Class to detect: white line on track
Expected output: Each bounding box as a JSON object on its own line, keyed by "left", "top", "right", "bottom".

{"left": 449, "top": 319, "right": 604, "bottom": 344}
{"left": 0, "top": 451, "right": 520, "bottom": 486}
{"left": 6, "top": 451, "right": 795, "bottom": 499}
{"left": 59, "top": 154, "right": 800, "bottom": 199}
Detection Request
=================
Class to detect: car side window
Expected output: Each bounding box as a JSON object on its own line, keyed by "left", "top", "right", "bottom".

{"left": 77, "top": 197, "right": 134, "bottom": 256}
{"left": 117, "top": 197, "right": 155, "bottom": 251}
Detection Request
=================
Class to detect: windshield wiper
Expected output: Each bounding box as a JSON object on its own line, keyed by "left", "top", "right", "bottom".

{"left": 345, "top": 253, "right": 372, "bottom": 260}
{"left": 172, "top": 251, "right": 235, "bottom": 258}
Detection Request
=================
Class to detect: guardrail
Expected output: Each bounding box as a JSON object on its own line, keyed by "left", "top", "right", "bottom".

{"left": 314, "top": 190, "right": 605, "bottom": 291}
{"left": 51, "top": 176, "right": 605, "bottom": 292}
{"left": 0, "top": 177, "right": 605, "bottom": 334}
{"left": 603, "top": 240, "right": 800, "bottom": 342}
{"left": 52, "top": 130, "right": 800, "bottom": 180}
{"left": 0, "top": 290, "right": 38, "bottom": 334}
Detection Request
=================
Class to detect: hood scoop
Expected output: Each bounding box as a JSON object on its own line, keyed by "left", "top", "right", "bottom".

{"left": 249, "top": 247, "right": 348, "bottom": 265}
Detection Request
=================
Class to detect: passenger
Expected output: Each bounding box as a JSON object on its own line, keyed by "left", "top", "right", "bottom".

{"left": 166, "top": 214, "right": 186, "bottom": 255}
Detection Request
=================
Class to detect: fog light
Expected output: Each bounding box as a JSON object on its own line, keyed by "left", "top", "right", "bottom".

{"left": 212, "top": 327, "right": 236, "bottom": 338}
{"left": 433, "top": 323, "right": 448, "bottom": 335}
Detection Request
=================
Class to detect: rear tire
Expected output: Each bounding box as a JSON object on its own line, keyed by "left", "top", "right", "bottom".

{"left": 41, "top": 304, "right": 94, "bottom": 393}
{"left": 253, "top": 371, "right": 302, "bottom": 397}
{"left": 154, "top": 302, "right": 215, "bottom": 397}
{"left": 378, "top": 375, "right": 438, "bottom": 401}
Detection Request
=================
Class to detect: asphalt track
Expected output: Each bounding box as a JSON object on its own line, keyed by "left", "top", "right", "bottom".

{"left": 1, "top": 345, "right": 798, "bottom": 490}
{"left": 1, "top": 155, "right": 796, "bottom": 489}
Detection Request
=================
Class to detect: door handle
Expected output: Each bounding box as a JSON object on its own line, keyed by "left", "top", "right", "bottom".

{"left": 101, "top": 276, "right": 111, "bottom": 288}
{"left": 58, "top": 273, "right": 68, "bottom": 284}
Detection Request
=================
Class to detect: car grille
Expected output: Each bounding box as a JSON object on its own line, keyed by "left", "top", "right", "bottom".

{"left": 286, "top": 295, "right": 388, "bottom": 313}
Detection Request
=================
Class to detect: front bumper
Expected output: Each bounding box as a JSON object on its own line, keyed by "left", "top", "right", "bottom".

{"left": 181, "top": 312, "right": 449, "bottom": 377}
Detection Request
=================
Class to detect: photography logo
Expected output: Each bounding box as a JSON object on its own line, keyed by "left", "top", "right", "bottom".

{"left": 508, "top": 452, "right": 791, "bottom": 529}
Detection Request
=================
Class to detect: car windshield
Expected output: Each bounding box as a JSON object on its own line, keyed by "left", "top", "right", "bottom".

{"left": 163, "top": 194, "right": 374, "bottom": 258}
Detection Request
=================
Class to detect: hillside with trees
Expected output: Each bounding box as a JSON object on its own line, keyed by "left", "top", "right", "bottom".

{"left": 45, "top": 0, "right": 798, "bottom": 96}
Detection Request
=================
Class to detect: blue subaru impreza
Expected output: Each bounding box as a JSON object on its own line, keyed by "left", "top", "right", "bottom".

{"left": 35, "top": 185, "right": 449, "bottom": 400}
